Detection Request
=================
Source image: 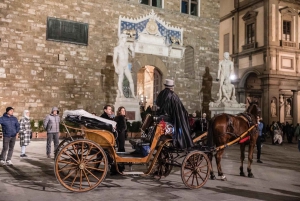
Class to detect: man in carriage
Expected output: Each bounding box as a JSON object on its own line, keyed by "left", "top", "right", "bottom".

{"left": 155, "top": 79, "right": 194, "bottom": 149}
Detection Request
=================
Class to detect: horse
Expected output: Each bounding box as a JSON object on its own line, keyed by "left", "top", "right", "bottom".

{"left": 207, "top": 102, "right": 260, "bottom": 180}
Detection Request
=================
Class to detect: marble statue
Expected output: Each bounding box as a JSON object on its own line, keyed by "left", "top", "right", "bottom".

{"left": 221, "top": 78, "right": 236, "bottom": 102}
{"left": 286, "top": 102, "right": 291, "bottom": 116}
{"left": 113, "top": 34, "right": 136, "bottom": 98}
{"left": 279, "top": 95, "right": 284, "bottom": 108}
{"left": 216, "top": 52, "right": 234, "bottom": 102}
{"left": 270, "top": 99, "right": 276, "bottom": 117}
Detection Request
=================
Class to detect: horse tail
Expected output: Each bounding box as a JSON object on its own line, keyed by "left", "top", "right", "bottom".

{"left": 207, "top": 117, "right": 215, "bottom": 148}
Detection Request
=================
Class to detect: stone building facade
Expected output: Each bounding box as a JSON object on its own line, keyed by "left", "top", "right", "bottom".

{"left": 219, "top": 0, "right": 300, "bottom": 125}
{"left": 0, "top": 0, "right": 220, "bottom": 120}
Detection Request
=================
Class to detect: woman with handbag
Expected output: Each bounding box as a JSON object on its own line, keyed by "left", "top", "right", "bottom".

{"left": 19, "top": 110, "right": 32, "bottom": 158}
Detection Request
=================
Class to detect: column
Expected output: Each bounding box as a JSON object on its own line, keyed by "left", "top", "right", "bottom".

{"left": 292, "top": 90, "right": 299, "bottom": 125}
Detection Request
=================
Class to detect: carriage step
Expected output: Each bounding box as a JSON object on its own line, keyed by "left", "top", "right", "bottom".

{"left": 122, "top": 171, "right": 144, "bottom": 175}
{"left": 116, "top": 152, "right": 132, "bottom": 155}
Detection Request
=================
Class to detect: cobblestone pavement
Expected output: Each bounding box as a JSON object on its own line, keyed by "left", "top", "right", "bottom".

{"left": 0, "top": 138, "right": 299, "bottom": 201}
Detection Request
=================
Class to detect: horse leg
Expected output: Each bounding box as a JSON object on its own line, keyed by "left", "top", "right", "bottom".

{"left": 208, "top": 152, "right": 216, "bottom": 180}
{"left": 247, "top": 139, "right": 256, "bottom": 178}
{"left": 240, "top": 144, "right": 246, "bottom": 176}
{"left": 215, "top": 149, "right": 227, "bottom": 181}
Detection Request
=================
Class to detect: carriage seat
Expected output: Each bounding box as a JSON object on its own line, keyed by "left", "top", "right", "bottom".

{"left": 65, "top": 115, "right": 114, "bottom": 133}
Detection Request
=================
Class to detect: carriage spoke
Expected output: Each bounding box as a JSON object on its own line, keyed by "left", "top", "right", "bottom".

{"left": 63, "top": 168, "right": 77, "bottom": 181}
{"left": 185, "top": 171, "right": 193, "bottom": 182}
{"left": 85, "top": 150, "right": 102, "bottom": 163}
{"left": 81, "top": 141, "right": 84, "bottom": 161}
{"left": 85, "top": 165, "right": 105, "bottom": 172}
{"left": 191, "top": 174, "right": 195, "bottom": 186}
{"left": 196, "top": 156, "right": 203, "bottom": 167}
{"left": 85, "top": 168, "right": 100, "bottom": 181}
{"left": 195, "top": 173, "right": 200, "bottom": 186}
{"left": 86, "top": 160, "right": 104, "bottom": 164}
{"left": 199, "top": 164, "right": 208, "bottom": 169}
{"left": 183, "top": 170, "right": 193, "bottom": 176}
{"left": 193, "top": 155, "right": 196, "bottom": 167}
{"left": 83, "top": 144, "right": 94, "bottom": 161}
{"left": 58, "top": 165, "right": 77, "bottom": 172}
{"left": 70, "top": 170, "right": 79, "bottom": 187}
{"left": 80, "top": 169, "right": 83, "bottom": 190}
{"left": 199, "top": 170, "right": 208, "bottom": 174}
{"left": 197, "top": 172, "right": 205, "bottom": 182}
{"left": 58, "top": 160, "right": 77, "bottom": 166}
{"left": 62, "top": 150, "right": 79, "bottom": 164}
{"left": 72, "top": 144, "right": 80, "bottom": 161}
{"left": 83, "top": 169, "right": 92, "bottom": 187}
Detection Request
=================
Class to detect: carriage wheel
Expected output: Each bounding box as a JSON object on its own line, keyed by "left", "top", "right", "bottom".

{"left": 55, "top": 135, "right": 84, "bottom": 158}
{"left": 152, "top": 142, "right": 173, "bottom": 180}
{"left": 181, "top": 151, "right": 210, "bottom": 189}
{"left": 54, "top": 139, "right": 108, "bottom": 192}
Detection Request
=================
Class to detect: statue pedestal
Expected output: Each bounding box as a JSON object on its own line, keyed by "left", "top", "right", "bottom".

{"left": 209, "top": 101, "right": 246, "bottom": 117}
{"left": 285, "top": 115, "right": 293, "bottom": 124}
{"left": 114, "top": 97, "right": 141, "bottom": 122}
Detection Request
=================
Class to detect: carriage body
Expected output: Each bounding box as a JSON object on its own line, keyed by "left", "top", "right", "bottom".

{"left": 54, "top": 110, "right": 211, "bottom": 192}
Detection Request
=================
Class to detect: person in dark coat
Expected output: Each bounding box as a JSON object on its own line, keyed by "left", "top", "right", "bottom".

{"left": 114, "top": 106, "right": 127, "bottom": 152}
{"left": 0, "top": 107, "right": 20, "bottom": 166}
{"left": 156, "top": 79, "right": 193, "bottom": 149}
{"left": 100, "top": 105, "right": 114, "bottom": 120}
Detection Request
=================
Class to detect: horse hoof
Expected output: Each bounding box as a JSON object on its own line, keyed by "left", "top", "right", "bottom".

{"left": 240, "top": 172, "right": 246, "bottom": 177}
{"left": 210, "top": 175, "right": 216, "bottom": 180}
{"left": 248, "top": 173, "right": 254, "bottom": 178}
{"left": 221, "top": 175, "right": 227, "bottom": 181}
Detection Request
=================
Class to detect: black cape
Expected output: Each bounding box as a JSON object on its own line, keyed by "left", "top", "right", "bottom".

{"left": 156, "top": 88, "right": 194, "bottom": 149}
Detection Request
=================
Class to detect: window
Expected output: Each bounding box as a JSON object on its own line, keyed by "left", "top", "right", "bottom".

{"left": 141, "top": 0, "right": 162, "bottom": 8}
{"left": 246, "top": 23, "right": 255, "bottom": 44}
{"left": 242, "top": 11, "right": 258, "bottom": 50}
{"left": 181, "top": 0, "right": 198, "bottom": 16}
{"left": 184, "top": 46, "right": 195, "bottom": 78}
{"left": 282, "top": 20, "right": 291, "bottom": 41}
{"left": 224, "top": 33, "right": 229, "bottom": 53}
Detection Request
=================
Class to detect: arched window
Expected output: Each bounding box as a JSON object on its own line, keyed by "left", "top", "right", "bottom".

{"left": 184, "top": 46, "right": 195, "bottom": 78}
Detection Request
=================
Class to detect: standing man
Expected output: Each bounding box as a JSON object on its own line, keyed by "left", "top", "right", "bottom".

{"left": 100, "top": 105, "right": 114, "bottom": 120}
{"left": 0, "top": 107, "right": 20, "bottom": 165}
{"left": 43, "top": 107, "right": 60, "bottom": 158}
{"left": 113, "top": 34, "right": 136, "bottom": 98}
{"left": 257, "top": 116, "right": 264, "bottom": 163}
{"left": 216, "top": 52, "right": 234, "bottom": 102}
{"left": 200, "top": 113, "right": 208, "bottom": 133}
{"left": 156, "top": 79, "right": 193, "bottom": 149}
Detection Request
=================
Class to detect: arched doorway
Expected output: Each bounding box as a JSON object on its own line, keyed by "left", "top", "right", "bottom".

{"left": 137, "top": 65, "right": 162, "bottom": 108}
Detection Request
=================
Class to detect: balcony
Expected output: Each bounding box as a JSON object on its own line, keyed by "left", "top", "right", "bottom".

{"left": 242, "top": 42, "right": 257, "bottom": 51}
{"left": 280, "top": 40, "right": 296, "bottom": 48}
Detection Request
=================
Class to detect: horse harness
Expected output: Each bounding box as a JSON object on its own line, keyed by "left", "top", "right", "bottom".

{"left": 225, "top": 112, "right": 257, "bottom": 139}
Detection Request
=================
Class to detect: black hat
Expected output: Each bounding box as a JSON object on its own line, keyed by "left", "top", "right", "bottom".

{"left": 6, "top": 107, "right": 14, "bottom": 113}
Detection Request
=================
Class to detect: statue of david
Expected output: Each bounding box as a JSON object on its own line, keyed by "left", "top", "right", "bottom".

{"left": 113, "top": 34, "right": 136, "bottom": 98}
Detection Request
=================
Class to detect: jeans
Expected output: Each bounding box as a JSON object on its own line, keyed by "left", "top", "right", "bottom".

{"left": 256, "top": 136, "right": 262, "bottom": 160}
{"left": 46, "top": 132, "right": 59, "bottom": 155}
{"left": 21, "top": 146, "right": 26, "bottom": 154}
{"left": 0, "top": 136, "right": 16, "bottom": 161}
{"left": 298, "top": 140, "right": 300, "bottom": 152}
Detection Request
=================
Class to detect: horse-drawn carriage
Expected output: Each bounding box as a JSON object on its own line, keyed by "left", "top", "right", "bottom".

{"left": 54, "top": 102, "right": 260, "bottom": 192}
{"left": 54, "top": 110, "right": 211, "bottom": 192}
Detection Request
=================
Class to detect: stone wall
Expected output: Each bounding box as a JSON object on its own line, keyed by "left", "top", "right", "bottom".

{"left": 0, "top": 0, "right": 220, "bottom": 120}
